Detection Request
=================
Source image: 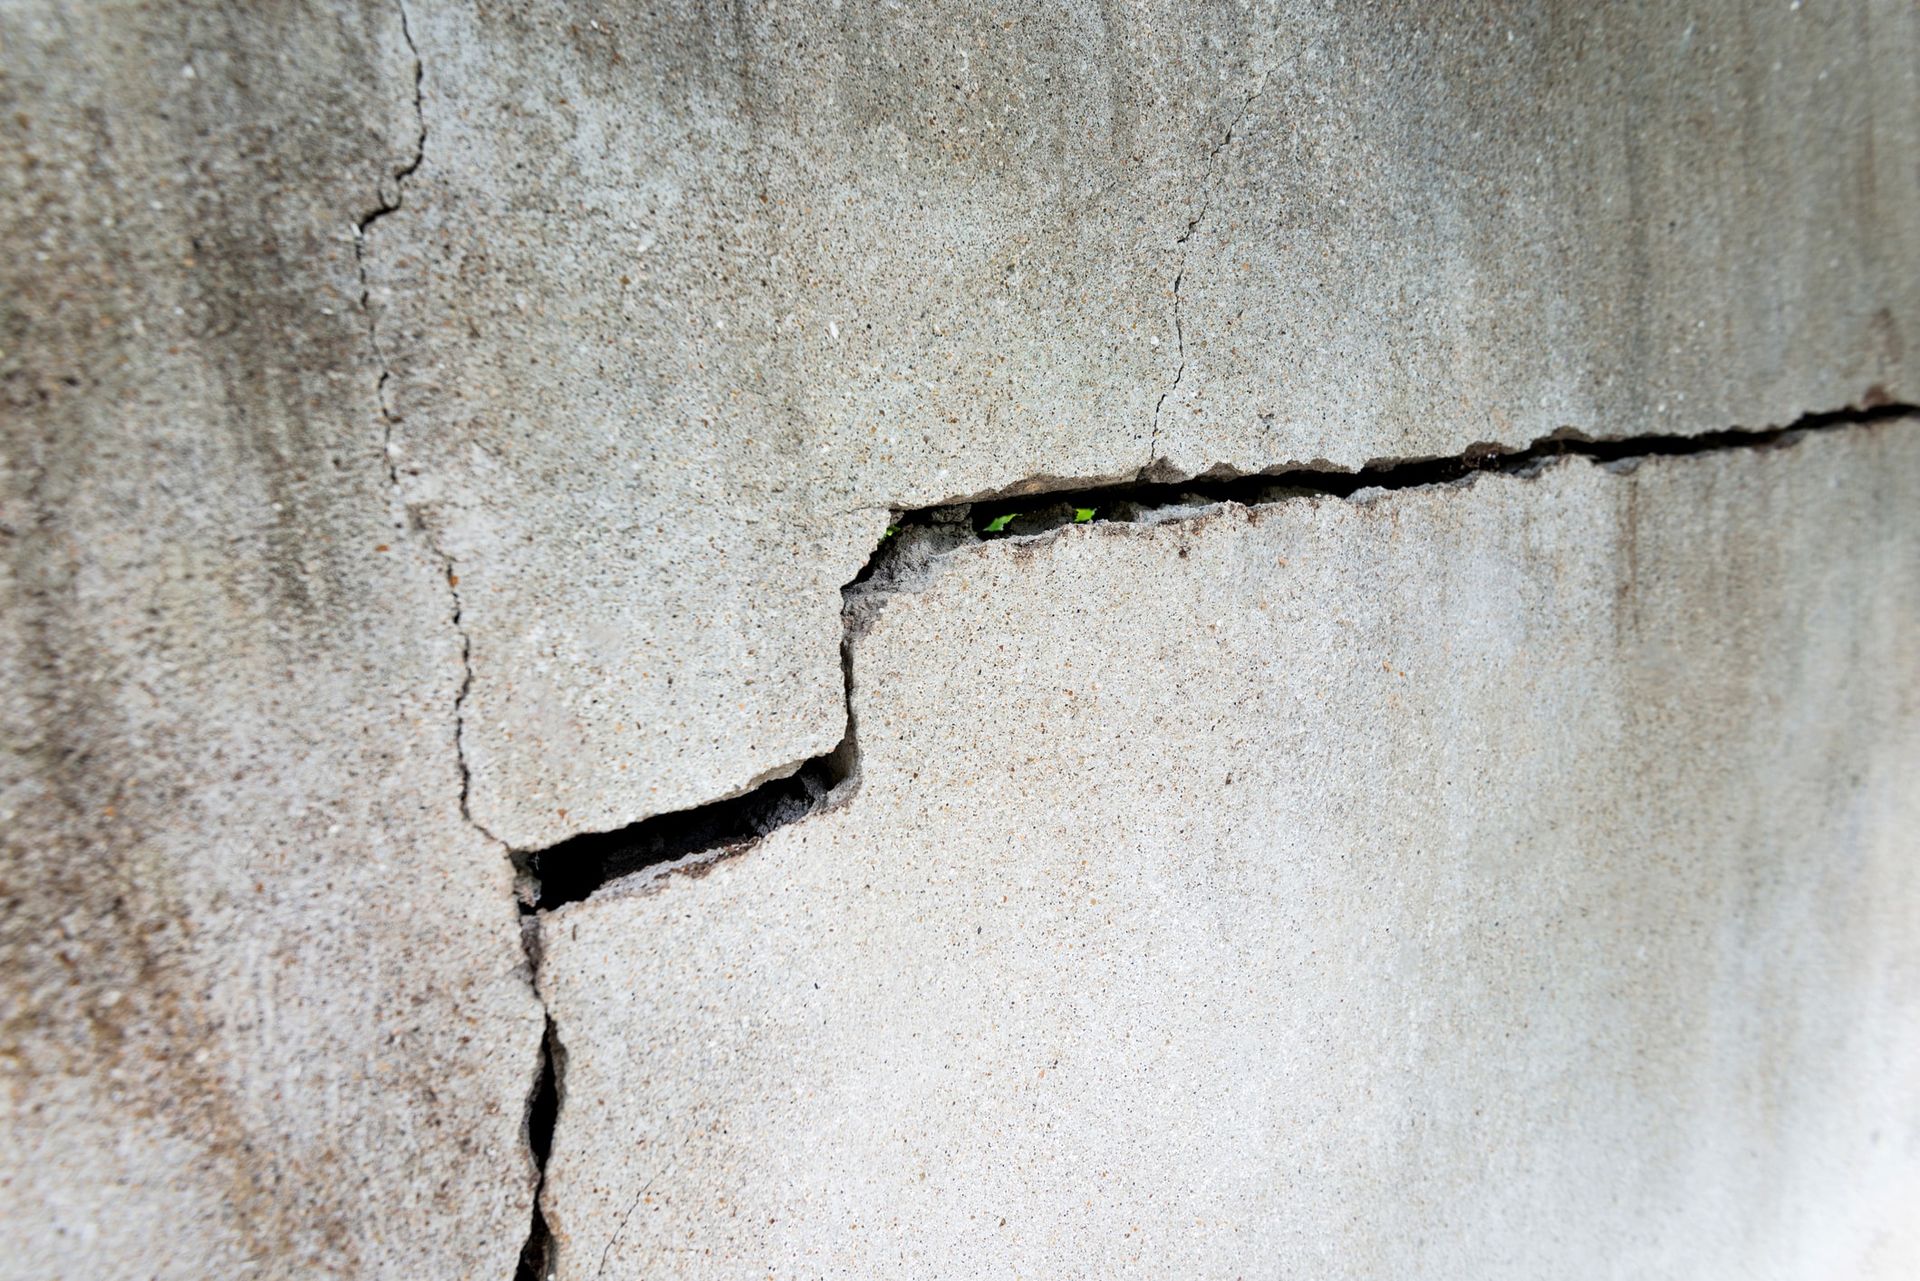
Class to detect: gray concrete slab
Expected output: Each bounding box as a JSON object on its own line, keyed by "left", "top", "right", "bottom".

{"left": 372, "top": 0, "right": 1920, "bottom": 848}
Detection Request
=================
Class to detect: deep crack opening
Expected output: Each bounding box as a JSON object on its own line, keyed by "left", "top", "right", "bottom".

{"left": 520, "top": 752, "right": 850, "bottom": 909}
{"left": 513, "top": 1017, "right": 561, "bottom": 1281}
{"left": 968, "top": 400, "right": 1918, "bottom": 537}
{"left": 518, "top": 666, "right": 859, "bottom": 910}
{"left": 509, "top": 400, "right": 1915, "bottom": 913}
{"left": 500, "top": 401, "right": 1912, "bottom": 1276}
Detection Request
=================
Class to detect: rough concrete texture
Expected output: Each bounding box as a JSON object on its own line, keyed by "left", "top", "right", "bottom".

{"left": 0, "top": 5, "right": 541, "bottom": 1277}
{"left": 6, "top": 0, "right": 1918, "bottom": 1276}
{"left": 539, "top": 424, "right": 1920, "bottom": 1279}
{"left": 371, "top": 0, "right": 1920, "bottom": 848}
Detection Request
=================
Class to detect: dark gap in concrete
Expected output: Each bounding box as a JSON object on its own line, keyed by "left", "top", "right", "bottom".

{"left": 513, "top": 1017, "right": 560, "bottom": 1281}
{"left": 521, "top": 738, "right": 849, "bottom": 911}
{"left": 960, "top": 401, "right": 1919, "bottom": 539}
{"left": 498, "top": 397, "right": 1913, "bottom": 1281}
{"left": 516, "top": 400, "right": 1915, "bottom": 912}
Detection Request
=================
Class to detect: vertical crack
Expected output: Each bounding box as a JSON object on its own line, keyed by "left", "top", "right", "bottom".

{"left": 514, "top": 1017, "right": 561, "bottom": 1281}
{"left": 446, "top": 567, "right": 488, "bottom": 839}
{"left": 1148, "top": 264, "right": 1185, "bottom": 470}
{"left": 349, "top": 6, "right": 556, "bottom": 1275}
{"left": 353, "top": 0, "right": 426, "bottom": 491}
{"left": 1148, "top": 67, "right": 1272, "bottom": 475}
{"left": 347, "top": 7, "right": 491, "bottom": 841}
{"left": 349, "top": 1, "right": 491, "bottom": 840}
{"left": 349, "top": 0, "right": 495, "bottom": 836}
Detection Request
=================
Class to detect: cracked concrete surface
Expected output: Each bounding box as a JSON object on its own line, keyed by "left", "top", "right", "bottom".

{"left": 1, "top": 4, "right": 540, "bottom": 1277}
{"left": 368, "top": 0, "right": 1916, "bottom": 851}
{"left": 1151, "top": 53, "right": 1276, "bottom": 469}
{"left": 539, "top": 423, "right": 1920, "bottom": 1279}
{"left": 4, "top": 1, "right": 1919, "bottom": 1277}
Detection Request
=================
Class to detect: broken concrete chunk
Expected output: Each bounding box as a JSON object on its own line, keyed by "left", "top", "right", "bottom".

{"left": 538, "top": 424, "right": 1920, "bottom": 1279}
{"left": 373, "top": 0, "right": 1919, "bottom": 847}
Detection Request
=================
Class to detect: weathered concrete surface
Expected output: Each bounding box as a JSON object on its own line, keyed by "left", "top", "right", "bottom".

{"left": 0, "top": 5, "right": 541, "bottom": 1276}
{"left": 1161, "top": 1, "right": 1920, "bottom": 478}
{"left": 7, "top": 2, "right": 1917, "bottom": 1275}
{"left": 373, "top": 0, "right": 1920, "bottom": 847}
{"left": 539, "top": 424, "right": 1920, "bottom": 1278}
{"left": 370, "top": 0, "right": 1225, "bottom": 847}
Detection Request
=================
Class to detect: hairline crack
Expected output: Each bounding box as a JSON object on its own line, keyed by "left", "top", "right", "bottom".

{"left": 349, "top": 7, "right": 559, "bottom": 1278}
{"left": 1149, "top": 61, "right": 1275, "bottom": 474}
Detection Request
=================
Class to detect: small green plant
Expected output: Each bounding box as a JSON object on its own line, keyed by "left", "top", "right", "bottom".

{"left": 983, "top": 513, "right": 1015, "bottom": 533}
{"left": 1073, "top": 507, "right": 1095, "bottom": 523}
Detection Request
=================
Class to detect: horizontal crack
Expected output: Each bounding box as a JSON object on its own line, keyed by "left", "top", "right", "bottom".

{"left": 517, "top": 400, "right": 1914, "bottom": 911}
{"left": 960, "top": 400, "right": 1918, "bottom": 540}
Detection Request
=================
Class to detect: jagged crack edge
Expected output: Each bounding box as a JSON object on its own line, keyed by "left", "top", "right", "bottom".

{"left": 354, "top": 0, "right": 426, "bottom": 491}
{"left": 349, "top": 10, "right": 501, "bottom": 851}
{"left": 971, "top": 401, "right": 1919, "bottom": 537}
{"left": 513, "top": 1016, "right": 561, "bottom": 1281}
{"left": 520, "top": 623, "right": 863, "bottom": 911}
{"left": 514, "top": 400, "right": 1917, "bottom": 913}
{"left": 350, "top": 2, "right": 502, "bottom": 840}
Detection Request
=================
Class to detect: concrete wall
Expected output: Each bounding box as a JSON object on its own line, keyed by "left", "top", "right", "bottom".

{"left": 1, "top": 5, "right": 540, "bottom": 1275}
{"left": 541, "top": 431, "right": 1920, "bottom": 1277}
{"left": 3, "top": 2, "right": 1916, "bottom": 1278}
